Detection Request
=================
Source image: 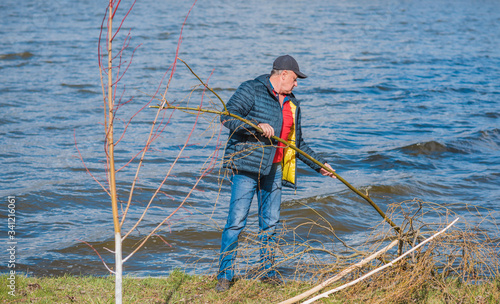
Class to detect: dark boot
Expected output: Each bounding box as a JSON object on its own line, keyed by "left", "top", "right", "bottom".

{"left": 215, "top": 278, "right": 231, "bottom": 292}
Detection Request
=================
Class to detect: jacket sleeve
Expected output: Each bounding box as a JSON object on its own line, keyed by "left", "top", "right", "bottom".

{"left": 220, "top": 81, "right": 258, "bottom": 135}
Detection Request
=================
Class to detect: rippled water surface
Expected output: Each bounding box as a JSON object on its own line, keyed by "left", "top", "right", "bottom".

{"left": 1, "top": 0, "right": 499, "bottom": 276}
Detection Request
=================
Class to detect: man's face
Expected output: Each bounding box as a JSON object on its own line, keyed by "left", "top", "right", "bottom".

{"left": 280, "top": 70, "right": 298, "bottom": 94}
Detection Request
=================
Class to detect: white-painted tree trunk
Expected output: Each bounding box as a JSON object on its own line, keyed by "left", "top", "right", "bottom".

{"left": 115, "top": 232, "right": 122, "bottom": 304}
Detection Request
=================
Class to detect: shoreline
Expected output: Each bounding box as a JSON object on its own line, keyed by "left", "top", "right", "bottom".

{"left": 2, "top": 271, "right": 499, "bottom": 303}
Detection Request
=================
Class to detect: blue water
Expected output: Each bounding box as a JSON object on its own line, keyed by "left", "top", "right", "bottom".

{"left": 0, "top": 0, "right": 499, "bottom": 277}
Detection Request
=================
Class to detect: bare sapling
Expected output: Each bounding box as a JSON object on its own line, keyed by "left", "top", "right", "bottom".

{"left": 76, "top": 1, "right": 203, "bottom": 303}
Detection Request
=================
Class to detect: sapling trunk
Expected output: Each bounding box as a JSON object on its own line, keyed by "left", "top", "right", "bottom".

{"left": 105, "top": 1, "right": 122, "bottom": 303}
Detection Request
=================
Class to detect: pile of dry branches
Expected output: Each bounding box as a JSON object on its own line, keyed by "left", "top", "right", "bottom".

{"left": 227, "top": 199, "right": 499, "bottom": 303}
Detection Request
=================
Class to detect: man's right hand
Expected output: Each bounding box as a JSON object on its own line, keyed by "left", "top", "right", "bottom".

{"left": 258, "top": 123, "right": 275, "bottom": 138}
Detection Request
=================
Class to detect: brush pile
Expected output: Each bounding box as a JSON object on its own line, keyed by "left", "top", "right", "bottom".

{"left": 234, "top": 199, "right": 500, "bottom": 303}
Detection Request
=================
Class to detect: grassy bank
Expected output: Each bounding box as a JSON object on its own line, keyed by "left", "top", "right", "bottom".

{"left": 1, "top": 271, "right": 499, "bottom": 303}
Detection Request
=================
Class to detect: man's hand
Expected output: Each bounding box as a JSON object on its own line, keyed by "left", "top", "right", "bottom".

{"left": 320, "top": 163, "right": 336, "bottom": 178}
{"left": 258, "top": 123, "right": 275, "bottom": 138}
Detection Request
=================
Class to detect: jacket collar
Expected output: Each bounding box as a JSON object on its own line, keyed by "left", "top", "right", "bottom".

{"left": 255, "top": 74, "right": 300, "bottom": 106}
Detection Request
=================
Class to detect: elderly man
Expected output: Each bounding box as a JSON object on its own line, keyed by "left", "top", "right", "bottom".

{"left": 216, "top": 55, "right": 335, "bottom": 292}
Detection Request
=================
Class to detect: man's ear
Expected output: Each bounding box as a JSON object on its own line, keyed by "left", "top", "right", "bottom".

{"left": 281, "top": 70, "right": 288, "bottom": 80}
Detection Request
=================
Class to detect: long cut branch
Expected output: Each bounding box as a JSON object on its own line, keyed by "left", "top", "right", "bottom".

{"left": 151, "top": 103, "right": 400, "bottom": 233}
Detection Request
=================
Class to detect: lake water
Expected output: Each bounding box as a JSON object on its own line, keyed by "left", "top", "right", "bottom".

{"left": 1, "top": 0, "right": 499, "bottom": 277}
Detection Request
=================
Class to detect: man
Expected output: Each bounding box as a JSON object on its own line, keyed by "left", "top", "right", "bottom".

{"left": 216, "top": 55, "right": 336, "bottom": 292}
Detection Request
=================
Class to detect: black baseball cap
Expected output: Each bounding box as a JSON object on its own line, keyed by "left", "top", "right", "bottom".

{"left": 273, "top": 55, "right": 307, "bottom": 78}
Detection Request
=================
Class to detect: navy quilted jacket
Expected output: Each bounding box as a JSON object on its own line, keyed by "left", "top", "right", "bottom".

{"left": 221, "top": 74, "right": 327, "bottom": 187}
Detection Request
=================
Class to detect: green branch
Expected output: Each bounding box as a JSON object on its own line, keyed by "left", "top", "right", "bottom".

{"left": 150, "top": 103, "right": 400, "bottom": 234}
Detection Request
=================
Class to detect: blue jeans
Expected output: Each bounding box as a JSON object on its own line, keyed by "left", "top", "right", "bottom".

{"left": 217, "top": 163, "right": 282, "bottom": 281}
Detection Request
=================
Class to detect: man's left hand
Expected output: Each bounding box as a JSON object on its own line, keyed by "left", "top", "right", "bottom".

{"left": 320, "top": 163, "right": 336, "bottom": 178}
